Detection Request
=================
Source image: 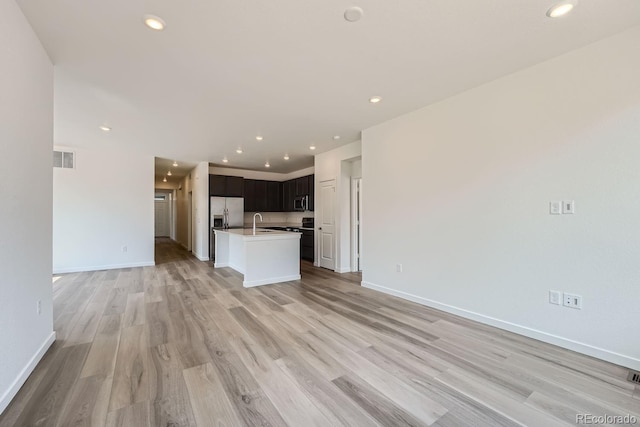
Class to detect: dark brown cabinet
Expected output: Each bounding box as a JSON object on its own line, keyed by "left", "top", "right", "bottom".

{"left": 240, "top": 174, "right": 314, "bottom": 213}
{"left": 267, "top": 181, "right": 281, "bottom": 212}
{"left": 226, "top": 176, "right": 244, "bottom": 197}
{"left": 243, "top": 179, "right": 256, "bottom": 212}
{"left": 254, "top": 180, "right": 268, "bottom": 211}
{"left": 209, "top": 175, "right": 244, "bottom": 197}
{"left": 308, "top": 177, "right": 314, "bottom": 211}
{"left": 282, "top": 180, "right": 294, "bottom": 211}
{"left": 300, "top": 229, "right": 314, "bottom": 261}
{"left": 295, "top": 176, "right": 309, "bottom": 196}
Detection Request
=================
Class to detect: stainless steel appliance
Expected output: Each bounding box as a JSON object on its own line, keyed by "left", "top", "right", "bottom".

{"left": 210, "top": 197, "right": 244, "bottom": 264}
{"left": 294, "top": 195, "right": 309, "bottom": 211}
{"left": 210, "top": 197, "right": 244, "bottom": 228}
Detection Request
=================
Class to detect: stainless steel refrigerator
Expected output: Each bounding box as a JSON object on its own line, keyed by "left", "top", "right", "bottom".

{"left": 210, "top": 197, "right": 244, "bottom": 264}
{"left": 210, "top": 197, "right": 244, "bottom": 228}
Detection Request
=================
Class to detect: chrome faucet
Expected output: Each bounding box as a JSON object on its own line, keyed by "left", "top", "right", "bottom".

{"left": 253, "top": 213, "right": 263, "bottom": 235}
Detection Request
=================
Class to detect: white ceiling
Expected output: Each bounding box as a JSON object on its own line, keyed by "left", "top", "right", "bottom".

{"left": 17, "top": 0, "right": 640, "bottom": 173}
{"left": 154, "top": 157, "right": 198, "bottom": 187}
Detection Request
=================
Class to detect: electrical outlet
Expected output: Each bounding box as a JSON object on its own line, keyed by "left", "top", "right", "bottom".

{"left": 122, "top": 245, "right": 127, "bottom": 253}
{"left": 549, "top": 290, "right": 561, "bottom": 305}
{"left": 563, "top": 293, "right": 582, "bottom": 309}
{"left": 396, "top": 264, "right": 403, "bottom": 273}
{"left": 37, "top": 300, "right": 41, "bottom": 315}
{"left": 562, "top": 200, "right": 575, "bottom": 214}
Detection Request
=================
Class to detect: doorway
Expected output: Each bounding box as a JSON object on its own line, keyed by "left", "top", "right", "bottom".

{"left": 154, "top": 193, "right": 171, "bottom": 237}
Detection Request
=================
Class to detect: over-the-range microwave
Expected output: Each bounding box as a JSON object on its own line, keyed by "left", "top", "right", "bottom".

{"left": 294, "top": 195, "right": 309, "bottom": 211}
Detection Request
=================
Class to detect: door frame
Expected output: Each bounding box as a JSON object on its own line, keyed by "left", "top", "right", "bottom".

{"left": 351, "top": 177, "right": 362, "bottom": 272}
{"left": 187, "top": 191, "right": 193, "bottom": 251}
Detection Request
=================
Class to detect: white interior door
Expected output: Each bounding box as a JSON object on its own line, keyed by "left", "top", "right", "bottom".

{"left": 154, "top": 195, "right": 170, "bottom": 237}
{"left": 319, "top": 179, "right": 336, "bottom": 270}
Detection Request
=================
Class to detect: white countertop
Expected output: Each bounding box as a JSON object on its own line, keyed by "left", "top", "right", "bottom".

{"left": 214, "top": 228, "right": 301, "bottom": 240}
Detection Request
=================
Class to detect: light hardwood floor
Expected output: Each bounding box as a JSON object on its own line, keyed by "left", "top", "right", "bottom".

{"left": 1, "top": 238, "right": 638, "bottom": 426}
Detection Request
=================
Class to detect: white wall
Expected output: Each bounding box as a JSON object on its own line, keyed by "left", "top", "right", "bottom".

{"left": 175, "top": 172, "right": 192, "bottom": 249}
{"left": 0, "top": 0, "right": 55, "bottom": 413}
{"left": 53, "top": 145, "right": 155, "bottom": 273}
{"left": 314, "top": 141, "right": 362, "bottom": 272}
{"left": 192, "top": 162, "right": 210, "bottom": 261}
{"left": 362, "top": 26, "right": 640, "bottom": 370}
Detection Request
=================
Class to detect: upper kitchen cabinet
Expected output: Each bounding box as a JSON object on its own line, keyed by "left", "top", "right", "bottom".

{"left": 282, "top": 180, "right": 294, "bottom": 211}
{"left": 267, "top": 181, "right": 282, "bottom": 212}
{"left": 209, "top": 175, "right": 244, "bottom": 197}
{"left": 244, "top": 179, "right": 256, "bottom": 211}
{"left": 308, "top": 176, "right": 314, "bottom": 211}
{"left": 254, "top": 180, "right": 268, "bottom": 212}
{"left": 295, "top": 175, "right": 310, "bottom": 196}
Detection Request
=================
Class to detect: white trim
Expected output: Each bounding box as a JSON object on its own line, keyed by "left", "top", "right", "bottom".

{"left": 53, "top": 261, "right": 155, "bottom": 274}
{"left": 362, "top": 281, "right": 640, "bottom": 371}
{"left": 243, "top": 274, "right": 301, "bottom": 288}
{"left": 336, "top": 267, "right": 352, "bottom": 273}
{"left": 194, "top": 255, "right": 210, "bottom": 262}
{"left": 214, "top": 262, "right": 229, "bottom": 268}
{"left": 0, "top": 331, "right": 56, "bottom": 414}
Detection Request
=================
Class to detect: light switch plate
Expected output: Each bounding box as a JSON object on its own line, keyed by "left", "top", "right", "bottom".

{"left": 549, "top": 290, "right": 561, "bottom": 305}
{"left": 550, "top": 201, "right": 562, "bottom": 215}
{"left": 562, "top": 200, "right": 575, "bottom": 214}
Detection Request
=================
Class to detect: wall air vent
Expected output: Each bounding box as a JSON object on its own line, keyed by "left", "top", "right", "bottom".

{"left": 53, "top": 150, "right": 75, "bottom": 169}
{"left": 628, "top": 370, "right": 640, "bottom": 384}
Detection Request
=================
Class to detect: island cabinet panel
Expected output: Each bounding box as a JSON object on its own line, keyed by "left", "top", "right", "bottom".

{"left": 209, "top": 174, "right": 245, "bottom": 197}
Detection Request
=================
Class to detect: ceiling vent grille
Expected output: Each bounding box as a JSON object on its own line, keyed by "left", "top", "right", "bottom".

{"left": 628, "top": 370, "right": 640, "bottom": 384}
{"left": 53, "top": 150, "right": 75, "bottom": 169}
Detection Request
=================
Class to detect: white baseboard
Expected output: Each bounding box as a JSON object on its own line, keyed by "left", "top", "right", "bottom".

{"left": 362, "top": 281, "right": 640, "bottom": 371}
{"left": 244, "top": 274, "right": 301, "bottom": 288}
{"left": 0, "top": 331, "right": 56, "bottom": 415}
{"left": 53, "top": 261, "right": 155, "bottom": 274}
{"left": 336, "top": 267, "right": 352, "bottom": 273}
{"left": 195, "top": 255, "right": 210, "bottom": 262}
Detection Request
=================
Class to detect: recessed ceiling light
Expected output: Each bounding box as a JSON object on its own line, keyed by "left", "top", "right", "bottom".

{"left": 309, "top": 145, "right": 316, "bottom": 150}
{"left": 333, "top": 135, "right": 341, "bottom": 140}
{"left": 265, "top": 162, "right": 270, "bottom": 168}
{"left": 99, "top": 125, "right": 111, "bottom": 132}
{"left": 256, "top": 136, "right": 263, "bottom": 141}
{"left": 167, "top": 170, "right": 172, "bottom": 176}
{"left": 369, "top": 96, "right": 382, "bottom": 104}
{"left": 162, "top": 176, "right": 167, "bottom": 182}
{"left": 284, "top": 154, "right": 290, "bottom": 160}
{"left": 236, "top": 148, "right": 243, "bottom": 154}
{"left": 344, "top": 6, "right": 364, "bottom": 22}
{"left": 172, "top": 161, "right": 178, "bottom": 167}
{"left": 143, "top": 15, "right": 166, "bottom": 31}
{"left": 222, "top": 157, "right": 228, "bottom": 163}
{"left": 546, "top": 1, "right": 577, "bottom": 18}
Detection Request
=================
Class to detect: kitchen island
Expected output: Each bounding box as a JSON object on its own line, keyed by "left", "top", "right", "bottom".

{"left": 213, "top": 228, "right": 301, "bottom": 287}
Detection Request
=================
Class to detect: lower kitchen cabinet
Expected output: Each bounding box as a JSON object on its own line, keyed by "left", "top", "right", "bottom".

{"left": 300, "top": 229, "right": 314, "bottom": 262}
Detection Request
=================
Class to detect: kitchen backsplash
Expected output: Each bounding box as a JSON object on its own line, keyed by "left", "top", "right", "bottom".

{"left": 244, "top": 211, "right": 309, "bottom": 225}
